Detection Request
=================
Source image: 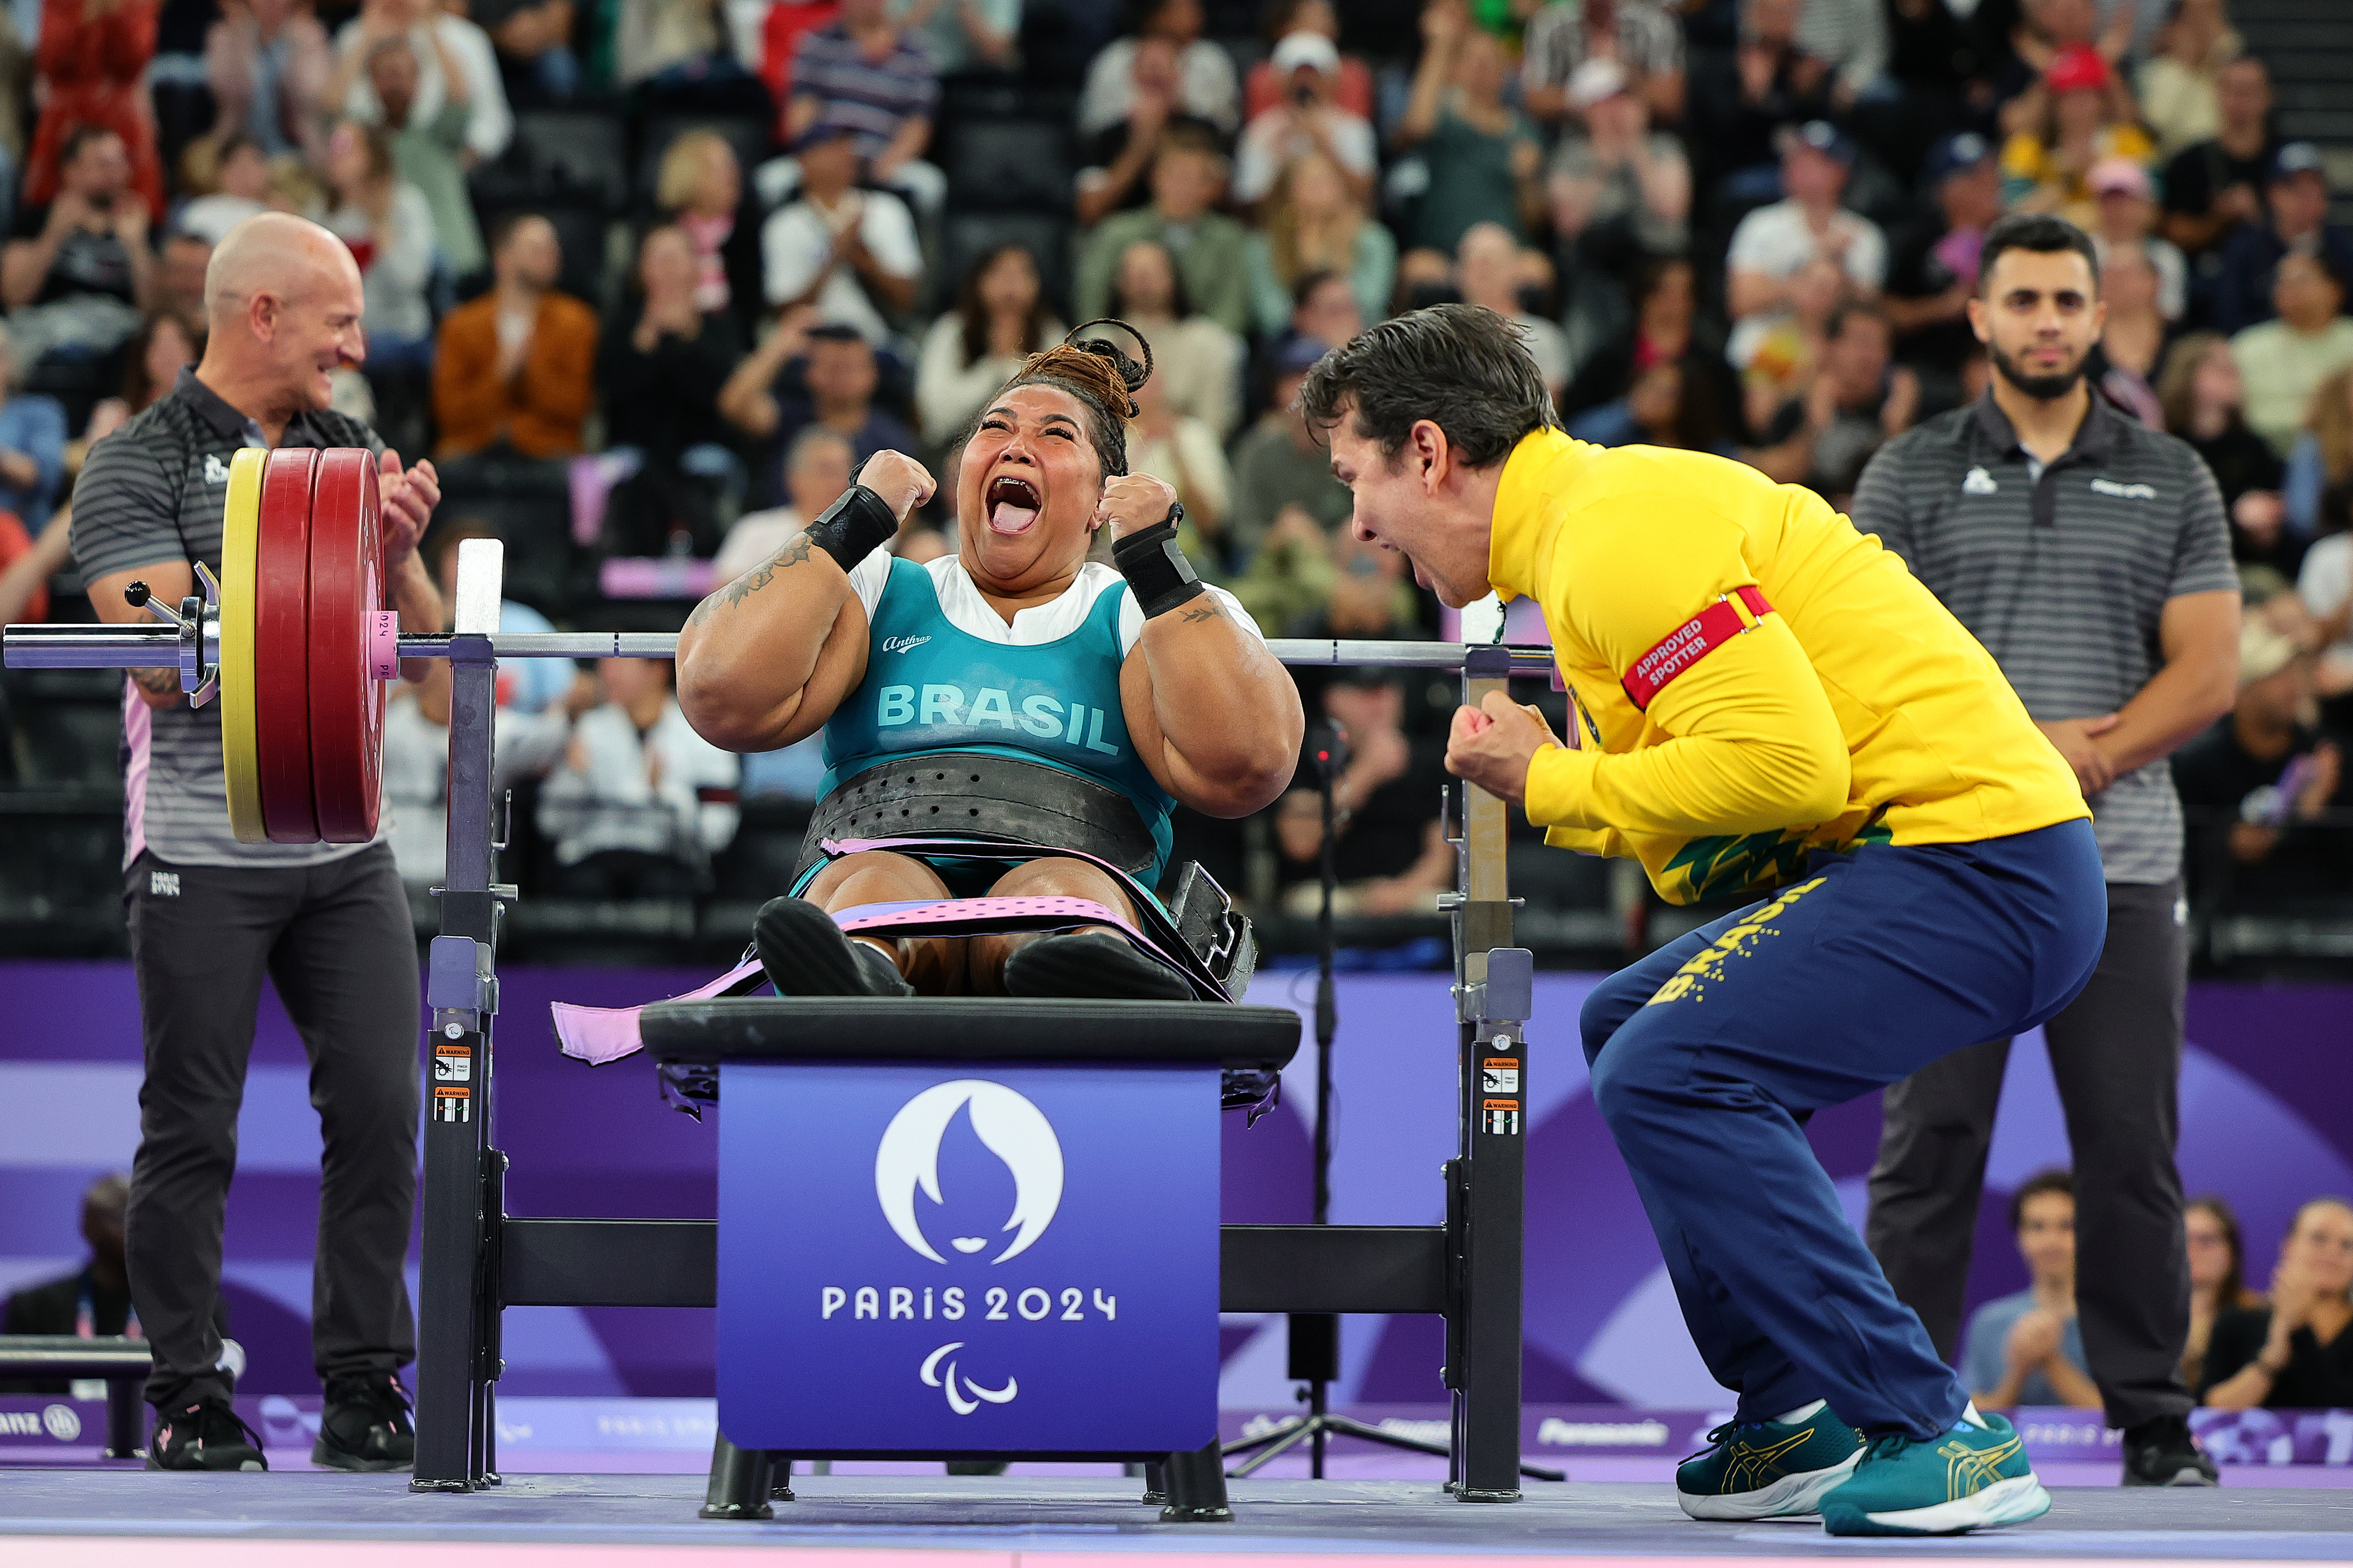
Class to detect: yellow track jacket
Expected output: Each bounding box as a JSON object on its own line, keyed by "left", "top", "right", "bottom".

{"left": 1492, "top": 430, "right": 2088, "bottom": 905}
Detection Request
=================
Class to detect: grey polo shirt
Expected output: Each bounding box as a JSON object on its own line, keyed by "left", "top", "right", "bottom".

{"left": 71, "top": 368, "right": 386, "bottom": 870}
{"left": 1849, "top": 390, "right": 2236, "bottom": 884}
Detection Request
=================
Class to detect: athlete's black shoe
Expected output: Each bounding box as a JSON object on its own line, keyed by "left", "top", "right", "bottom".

{"left": 1002, "top": 932, "right": 1193, "bottom": 1001}
{"left": 146, "top": 1398, "right": 267, "bottom": 1471}
{"left": 2121, "top": 1414, "right": 2218, "bottom": 1486}
{"left": 313, "top": 1372, "right": 416, "bottom": 1472}
{"left": 755, "top": 896, "right": 913, "bottom": 996}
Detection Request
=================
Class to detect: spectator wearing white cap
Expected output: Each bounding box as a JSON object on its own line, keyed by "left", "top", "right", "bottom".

{"left": 2088, "top": 157, "right": 2188, "bottom": 324}
{"left": 1725, "top": 120, "right": 1886, "bottom": 327}
{"left": 1231, "top": 30, "right": 1377, "bottom": 210}
{"left": 1241, "top": 0, "right": 1370, "bottom": 122}
{"left": 1544, "top": 56, "right": 1689, "bottom": 274}
{"left": 1520, "top": 0, "right": 1685, "bottom": 126}
{"left": 2211, "top": 143, "right": 2353, "bottom": 338}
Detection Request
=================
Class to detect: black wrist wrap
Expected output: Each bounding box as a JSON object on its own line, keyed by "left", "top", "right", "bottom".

{"left": 1111, "top": 510, "right": 1206, "bottom": 618}
{"left": 805, "top": 484, "right": 899, "bottom": 571}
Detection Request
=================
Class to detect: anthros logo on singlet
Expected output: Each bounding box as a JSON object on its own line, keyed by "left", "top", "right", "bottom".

{"left": 875, "top": 684, "right": 1124, "bottom": 758}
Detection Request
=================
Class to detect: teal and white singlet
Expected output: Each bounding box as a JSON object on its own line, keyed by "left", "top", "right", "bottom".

{"left": 816, "top": 550, "right": 1261, "bottom": 886}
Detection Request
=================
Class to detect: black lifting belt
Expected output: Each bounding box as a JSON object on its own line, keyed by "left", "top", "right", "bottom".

{"left": 797, "top": 753, "right": 1159, "bottom": 878}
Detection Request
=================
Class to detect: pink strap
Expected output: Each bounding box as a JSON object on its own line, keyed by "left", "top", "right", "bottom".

{"left": 551, "top": 898, "right": 1154, "bottom": 1066}
{"left": 552, "top": 958, "right": 764, "bottom": 1065}
{"left": 834, "top": 894, "right": 1144, "bottom": 946}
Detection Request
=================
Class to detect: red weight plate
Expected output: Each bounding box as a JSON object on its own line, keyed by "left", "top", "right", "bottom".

{"left": 254, "top": 448, "right": 321, "bottom": 842}
{"left": 307, "top": 449, "right": 386, "bottom": 843}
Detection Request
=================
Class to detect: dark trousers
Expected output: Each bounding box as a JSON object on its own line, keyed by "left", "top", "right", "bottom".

{"left": 123, "top": 844, "right": 420, "bottom": 1409}
{"left": 1580, "top": 821, "right": 2106, "bottom": 1438}
{"left": 1865, "top": 878, "right": 2193, "bottom": 1430}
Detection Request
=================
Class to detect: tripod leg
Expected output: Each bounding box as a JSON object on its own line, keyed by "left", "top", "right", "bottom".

{"left": 1218, "top": 1414, "right": 1305, "bottom": 1458}
{"left": 1225, "top": 1418, "right": 1316, "bottom": 1479}
{"left": 1158, "top": 1437, "right": 1234, "bottom": 1522}
{"left": 699, "top": 1433, "right": 776, "bottom": 1520}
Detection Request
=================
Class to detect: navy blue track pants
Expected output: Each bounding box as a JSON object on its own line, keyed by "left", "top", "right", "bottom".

{"left": 1579, "top": 819, "right": 2106, "bottom": 1439}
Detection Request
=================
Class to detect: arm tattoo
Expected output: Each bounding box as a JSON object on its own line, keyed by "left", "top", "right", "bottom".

{"left": 1177, "top": 601, "right": 1223, "bottom": 624}
{"left": 686, "top": 534, "right": 819, "bottom": 628}
{"left": 132, "top": 666, "right": 182, "bottom": 698}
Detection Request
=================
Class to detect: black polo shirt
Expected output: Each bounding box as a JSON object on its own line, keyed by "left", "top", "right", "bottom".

{"left": 70, "top": 369, "right": 383, "bottom": 869}
{"left": 1848, "top": 389, "right": 2237, "bottom": 883}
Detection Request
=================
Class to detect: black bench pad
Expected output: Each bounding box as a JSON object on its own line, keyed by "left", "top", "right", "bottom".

{"left": 641, "top": 997, "right": 1301, "bottom": 1073}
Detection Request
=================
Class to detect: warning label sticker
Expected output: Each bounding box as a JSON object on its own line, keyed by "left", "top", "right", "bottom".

{"left": 432, "top": 1087, "right": 472, "bottom": 1123}
{"left": 1481, "top": 1059, "right": 1520, "bottom": 1094}
{"left": 433, "top": 1050, "right": 472, "bottom": 1083}
{"left": 1481, "top": 1098, "right": 1521, "bottom": 1136}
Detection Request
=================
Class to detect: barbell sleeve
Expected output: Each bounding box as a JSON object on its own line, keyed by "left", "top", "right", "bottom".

{"left": 3, "top": 624, "right": 184, "bottom": 668}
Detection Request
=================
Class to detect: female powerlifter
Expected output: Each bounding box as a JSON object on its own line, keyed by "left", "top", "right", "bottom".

{"left": 676, "top": 324, "right": 1304, "bottom": 999}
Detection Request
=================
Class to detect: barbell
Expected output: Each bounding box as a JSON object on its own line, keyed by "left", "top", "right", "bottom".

{"left": 1, "top": 446, "right": 1559, "bottom": 848}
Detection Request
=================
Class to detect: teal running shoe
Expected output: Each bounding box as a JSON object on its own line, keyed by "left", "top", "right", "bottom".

{"left": 1819, "top": 1413, "right": 2052, "bottom": 1537}
{"left": 1676, "top": 1406, "right": 1863, "bottom": 1520}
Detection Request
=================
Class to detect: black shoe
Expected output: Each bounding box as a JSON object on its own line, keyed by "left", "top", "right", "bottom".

{"left": 945, "top": 1459, "right": 1009, "bottom": 1475}
{"left": 755, "top": 896, "right": 913, "bottom": 996}
{"left": 313, "top": 1372, "right": 416, "bottom": 1472}
{"left": 146, "top": 1397, "right": 267, "bottom": 1471}
{"left": 2121, "top": 1414, "right": 2218, "bottom": 1487}
{"left": 1001, "top": 932, "right": 1192, "bottom": 1001}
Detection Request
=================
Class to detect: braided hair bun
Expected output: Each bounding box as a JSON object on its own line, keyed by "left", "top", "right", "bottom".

{"left": 983, "top": 317, "right": 1157, "bottom": 478}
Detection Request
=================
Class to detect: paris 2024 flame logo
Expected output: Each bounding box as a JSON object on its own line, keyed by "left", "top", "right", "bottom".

{"left": 874, "top": 1080, "right": 1065, "bottom": 1414}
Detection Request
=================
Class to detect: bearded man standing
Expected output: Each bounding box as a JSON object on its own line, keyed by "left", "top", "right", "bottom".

{"left": 1850, "top": 212, "right": 2239, "bottom": 1490}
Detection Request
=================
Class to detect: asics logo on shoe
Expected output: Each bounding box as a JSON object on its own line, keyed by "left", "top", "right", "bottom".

{"left": 1938, "top": 1433, "right": 2023, "bottom": 1498}
{"left": 1719, "top": 1427, "right": 1817, "bottom": 1491}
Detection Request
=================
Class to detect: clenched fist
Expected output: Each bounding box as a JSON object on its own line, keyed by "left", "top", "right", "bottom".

{"left": 1444, "top": 690, "right": 1564, "bottom": 808}
{"left": 1091, "top": 471, "right": 1180, "bottom": 541}
{"left": 859, "top": 450, "right": 936, "bottom": 522}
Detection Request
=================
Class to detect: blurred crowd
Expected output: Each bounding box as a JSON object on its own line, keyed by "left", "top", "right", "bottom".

{"left": 0, "top": 0, "right": 2345, "bottom": 935}
{"left": 1951, "top": 1173, "right": 2353, "bottom": 1413}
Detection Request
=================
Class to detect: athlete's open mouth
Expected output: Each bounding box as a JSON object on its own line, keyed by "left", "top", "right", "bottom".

{"left": 985, "top": 473, "right": 1042, "bottom": 536}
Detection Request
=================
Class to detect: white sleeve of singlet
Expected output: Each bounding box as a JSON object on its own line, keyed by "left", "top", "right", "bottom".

{"left": 847, "top": 544, "right": 894, "bottom": 619}
{"left": 1116, "top": 581, "right": 1261, "bottom": 656}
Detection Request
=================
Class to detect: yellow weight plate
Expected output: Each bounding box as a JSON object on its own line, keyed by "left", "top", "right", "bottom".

{"left": 219, "top": 446, "right": 268, "bottom": 843}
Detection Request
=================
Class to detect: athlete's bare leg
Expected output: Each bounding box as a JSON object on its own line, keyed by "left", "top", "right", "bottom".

{"left": 800, "top": 850, "right": 964, "bottom": 993}
{"left": 968, "top": 856, "right": 1142, "bottom": 996}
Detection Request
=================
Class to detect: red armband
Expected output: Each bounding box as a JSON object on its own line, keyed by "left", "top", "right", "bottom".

{"left": 1620, "top": 585, "right": 1773, "bottom": 711}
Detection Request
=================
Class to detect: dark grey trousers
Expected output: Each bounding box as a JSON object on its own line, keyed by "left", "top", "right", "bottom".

{"left": 1865, "top": 877, "right": 2193, "bottom": 1429}
{"left": 123, "top": 844, "right": 420, "bottom": 1409}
